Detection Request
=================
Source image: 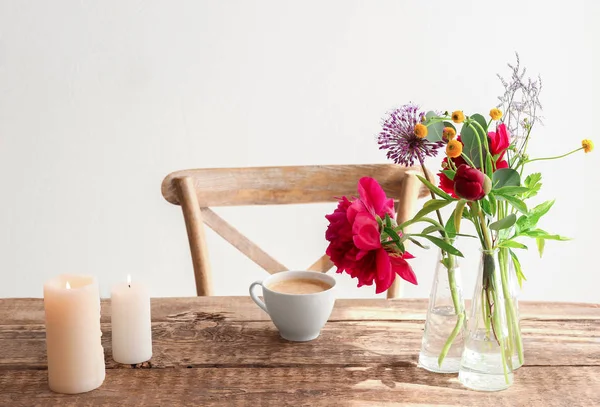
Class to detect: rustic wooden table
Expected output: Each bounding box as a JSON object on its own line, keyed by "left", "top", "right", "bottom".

{"left": 0, "top": 297, "right": 598, "bottom": 406}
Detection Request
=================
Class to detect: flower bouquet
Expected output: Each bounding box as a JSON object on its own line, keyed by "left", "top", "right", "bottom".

{"left": 324, "top": 55, "right": 593, "bottom": 391}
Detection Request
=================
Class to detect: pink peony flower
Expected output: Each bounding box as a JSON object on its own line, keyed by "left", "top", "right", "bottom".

{"left": 325, "top": 177, "right": 417, "bottom": 293}
{"left": 488, "top": 123, "right": 511, "bottom": 170}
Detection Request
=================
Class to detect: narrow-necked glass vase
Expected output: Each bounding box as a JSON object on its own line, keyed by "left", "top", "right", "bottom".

{"left": 418, "top": 250, "right": 466, "bottom": 373}
{"left": 458, "top": 249, "right": 515, "bottom": 391}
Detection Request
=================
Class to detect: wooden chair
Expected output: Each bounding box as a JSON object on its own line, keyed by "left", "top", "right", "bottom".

{"left": 161, "top": 164, "right": 428, "bottom": 298}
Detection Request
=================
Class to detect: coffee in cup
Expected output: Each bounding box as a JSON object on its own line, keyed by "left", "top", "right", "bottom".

{"left": 249, "top": 271, "right": 336, "bottom": 342}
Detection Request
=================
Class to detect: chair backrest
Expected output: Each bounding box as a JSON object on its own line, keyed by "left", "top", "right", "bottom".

{"left": 161, "top": 164, "right": 427, "bottom": 298}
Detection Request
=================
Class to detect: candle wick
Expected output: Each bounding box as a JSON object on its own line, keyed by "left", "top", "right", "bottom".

{"left": 128, "top": 284, "right": 131, "bottom": 288}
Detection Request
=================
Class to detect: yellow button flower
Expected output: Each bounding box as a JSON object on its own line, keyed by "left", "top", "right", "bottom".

{"left": 490, "top": 108, "right": 502, "bottom": 121}
{"left": 446, "top": 139, "right": 463, "bottom": 158}
{"left": 442, "top": 127, "right": 456, "bottom": 140}
{"left": 451, "top": 111, "right": 465, "bottom": 124}
{"left": 414, "top": 123, "right": 428, "bottom": 139}
{"left": 582, "top": 139, "right": 594, "bottom": 153}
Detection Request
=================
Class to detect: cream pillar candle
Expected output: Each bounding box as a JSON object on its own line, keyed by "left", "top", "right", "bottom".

{"left": 111, "top": 275, "right": 152, "bottom": 364}
{"left": 43, "top": 274, "right": 105, "bottom": 394}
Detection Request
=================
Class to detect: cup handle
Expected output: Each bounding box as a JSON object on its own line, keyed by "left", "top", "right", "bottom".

{"left": 249, "top": 281, "right": 269, "bottom": 314}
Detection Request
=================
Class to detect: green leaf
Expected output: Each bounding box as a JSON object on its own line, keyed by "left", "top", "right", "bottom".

{"left": 509, "top": 250, "right": 527, "bottom": 288}
{"left": 497, "top": 194, "right": 528, "bottom": 214}
{"left": 480, "top": 198, "right": 492, "bottom": 216}
{"left": 384, "top": 226, "right": 401, "bottom": 243}
{"left": 523, "top": 173, "right": 542, "bottom": 199}
{"left": 471, "top": 113, "right": 488, "bottom": 134}
{"left": 406, "top": 236, "right": 430, "bottom": 250}
{"left": 441, "top": 170, "right": 455, "bottom": 181}
{"left": 460, "top": 121, "right": 486, "bottom": 169}
{"left": 421, "top": 225, "right": 442, "bottom": 234}
{"left": 427, "top": 123, "right": 445, "bottom": 142}
{"left": 499, "top": 240, "right": 528, "bottom": 250}
{"left": 409, "top": 234, "right": 464, "bottom": 257}
{"left": 516, "top": 200, "right": 555, "bottom": 232}
{"left": 493, "top": 186, "right": 529, "bottom": 196}
{"left": 445, "top": 209, "right": 457, "bottom": 239}
{"left": 536, "top": 237, "right": 545, "bottom": 258}
{"left": 489, "top": 213, "right": 517, "bottom": 231}
{"left": 492, "top": 168, "right": 521, "bottom": 189}
{"left": 488, "top": 193, "right": 497, "bottom": 215}
{"left": 424, "top": 111, "right": 448, "bottom": 142}
{"left": 413, "top": 199, "right": 452, "bottom": 221}
{"left": 454, "top": 200, "right": 467, "bottom": 234}
{"left": 520, "top": 229, "right": 570, "bottom": 241}
{"left": 485, "top": 152, "right": 494, "bottom": 179}
{"left": 416, "top": 175, "right": 457, "bottom": 201}
{"left": 398, "top": 216, "right": 445, "bottom": 233}
{"left": 385, "top": 213, "right": 392, "bottom": 228}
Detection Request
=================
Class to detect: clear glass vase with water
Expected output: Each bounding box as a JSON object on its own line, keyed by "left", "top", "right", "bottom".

{"left": 418, "top": 251, "right": 466, "bottom": 373}
{"left": 458, "top": 249, "right": 516, "bottom": 391}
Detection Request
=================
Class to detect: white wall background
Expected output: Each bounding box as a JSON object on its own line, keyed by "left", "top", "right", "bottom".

{"left": 1, "top": 0, "right": 598, "bottom": 302}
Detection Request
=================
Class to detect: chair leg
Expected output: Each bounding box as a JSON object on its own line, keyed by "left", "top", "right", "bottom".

{"left": 388, "top": 173, "right": 420, "bottom": 299}
{"left": 177, "top": 177, "right": 213, "bottom": 296}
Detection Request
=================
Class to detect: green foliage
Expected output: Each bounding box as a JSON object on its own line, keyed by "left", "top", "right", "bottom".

{"left": 461, "top": 120, "right": 487, "bottom": 169}
{"left": 424, "top": 111, "right": 444, "bottom": 142}
{"left": 536, "top": 237, "right": 545, "bottom": 257}
{"left": 488, "top": 193, "right": 497, "bottom": 215}
{"left": 493, "top": 186, "right": 529, "bottom": 196}
{"left": 499, "top": 240, "right": 528, "bottom": 250}
{"left": 409, "top": 234, "right": 464, "bottom": 257}
{"left": 515, "top": 200, "right": 555, "bottom": 233}
{"left": 416, "top": 175, "right": 457, "bottom": 201}
{"left": 413, "top": 199, "right": 452, "bottom": 221}
{"left": 492, "top": 168, "right": 521, "bottom": 188}
{"left": 454, "top": 200, "right": 467, "bottom": 234}
{"left": 444, "top": 210, "right": 457, "bottom": 239}
{"left": 489, "top": 213, "right": 517, "bottom": 231}
{"left": 500, "top": 194, "right": 528, "bottom": 214}
{"left": 422, "top": 225, "right": 442, "bottom": 235}
{"left": 522, "top": 173, "right": 542, "bottom": 199}
{"left": 406, "top": 236, "right": 430, "bottom": 250}
{"left": 520, "top": 229, "right": 570, "bottom": 241}
{"left": 480, "top": 198, "right": 492, "bottom": 216}
{"left": 441, "top": 170, "right": 455, "bottom": 180}
{"left": 509, "top": 250, "right": 527, "bottom": 288}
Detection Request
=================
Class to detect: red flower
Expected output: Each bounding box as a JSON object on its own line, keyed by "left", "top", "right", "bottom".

{"left": 454, "top": 165, "right": 487, "bottom": 201}
{"left": 488, "top": 123, "right": 511, "bottom": 170}
{"left": 438, "top": 137, "right": 466, "bottom": 198}
{"left": 325, "top": 177, "right": 417, "bottom": 293}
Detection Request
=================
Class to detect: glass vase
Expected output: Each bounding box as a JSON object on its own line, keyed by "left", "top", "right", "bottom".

{"left": 503, "top": 247, "right": 524, "bottom": 369}
{"left": 418, "top": 251, "right": 466, "bottom": 373}
{"left": 458, "top": 249, "right": 517, "bottom": 391}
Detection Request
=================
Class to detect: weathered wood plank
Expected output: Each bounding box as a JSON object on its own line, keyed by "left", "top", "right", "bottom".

{"left": 161, "top": 164, "right": 429, "bottom": 207}
{"left": 2, "top": 298, "right": 598, "bottom": 326}
{"left": 388, "top": 173, "right": 421, "bottom": 299}
{"left": 1, "top": 318, "right": 597, "bottom": 370}
{"left": 200, "top": 207, "right": 288, "bottom": 274}
{"left": 177, "top": 177, "right": 214, "bottom": 296}
{"left": 1, "top": 366, "right": 598, "bottom": 407}
{"left": 306, "top": 254, "right": 334, "bottom": 273}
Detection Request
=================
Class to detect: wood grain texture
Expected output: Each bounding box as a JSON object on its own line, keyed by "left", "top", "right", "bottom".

{"left": 162, "top": 164, "right": 429, "bottom": 207}
{"left": 1, "top": 298, "right": 599, "bottom": 325}
{"left": 0, "top": 298, "right": 598, "bottom": 406}
{"left": 387, "top": 173, "right": 421, "bottom": 299}
{"left": 307, "top": 254, "right": 334, "bottom": 273}
{"left": 200, "top": 207, "right": 288, "bottom": 274}
{"left": 1, "top": 366, "right": 599, "bottom": 407}
{"left": 177, "top": 177, "right": 213, "bottom": 296}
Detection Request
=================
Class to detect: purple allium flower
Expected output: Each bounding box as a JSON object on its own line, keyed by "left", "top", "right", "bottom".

{"left": 378, "top": 103, "right": 444, "bottom": 167}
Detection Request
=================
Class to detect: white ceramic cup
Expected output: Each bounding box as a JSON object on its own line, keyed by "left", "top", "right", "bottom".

{"left": 249, "top": 271, "right": 336, "bottom": 342}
